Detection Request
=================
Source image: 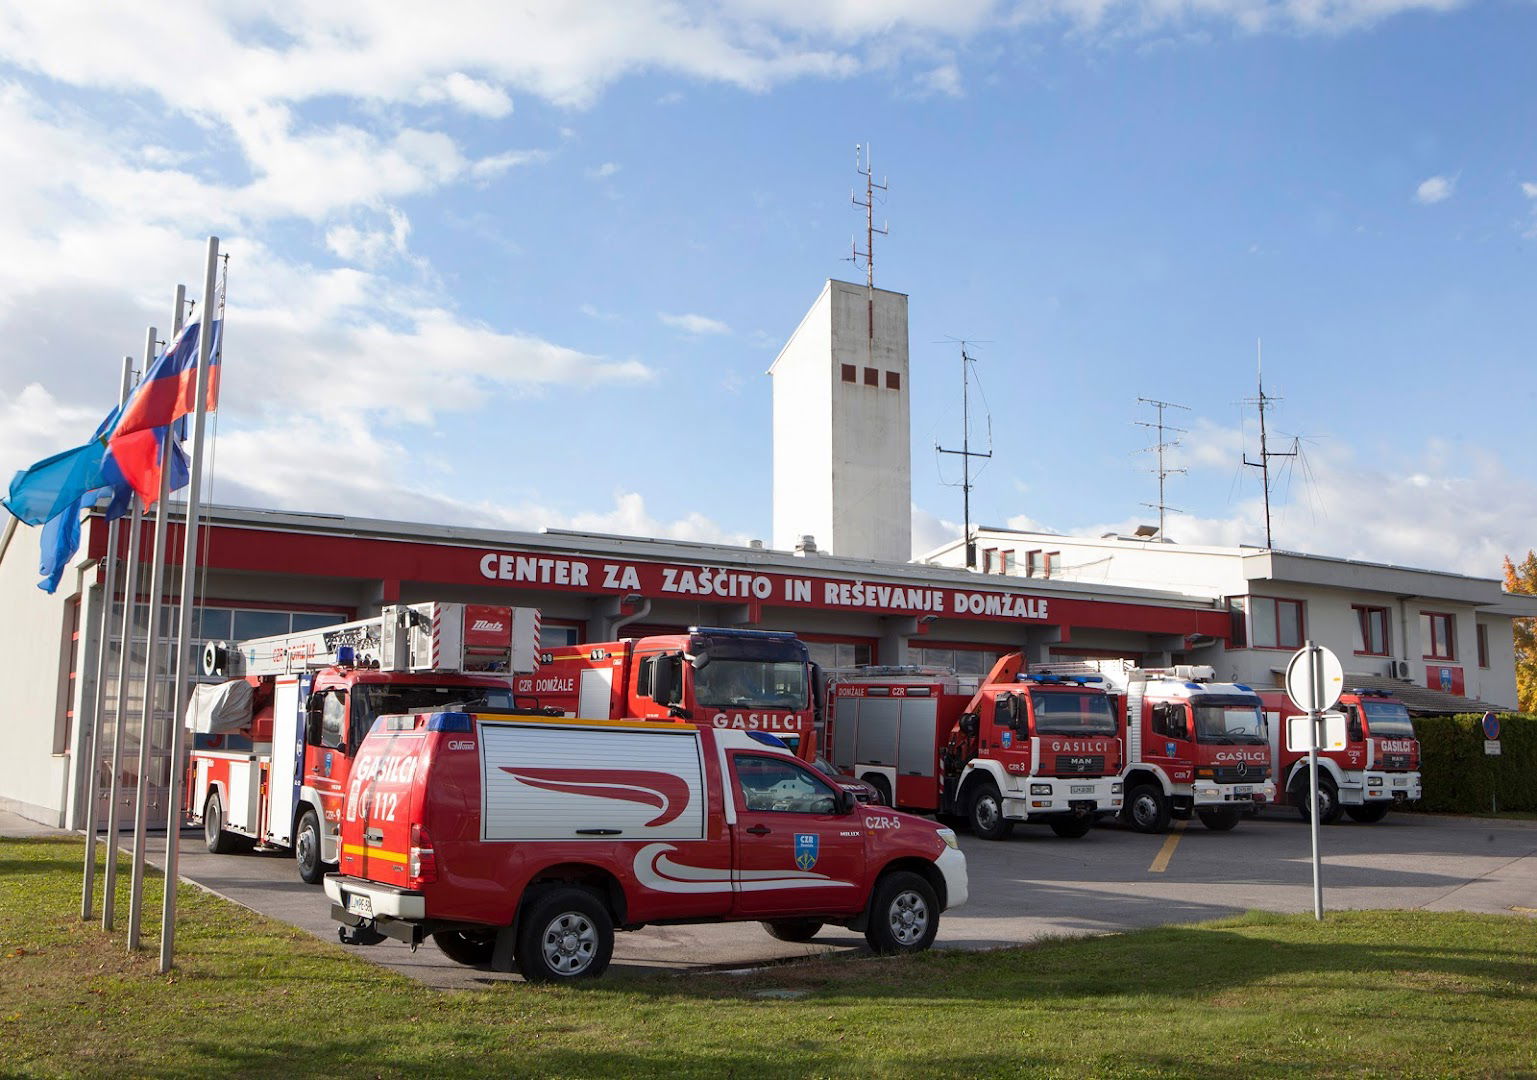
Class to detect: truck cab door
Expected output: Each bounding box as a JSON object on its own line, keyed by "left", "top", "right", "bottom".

{"left": 984, "top": 691, "right": 1033, "bottom": 780}
{"left": 727, "top": 752, "right": 865, "bottom": 918}
{"left": 1148, "top": 702, "right": 1194, "bottom": 784}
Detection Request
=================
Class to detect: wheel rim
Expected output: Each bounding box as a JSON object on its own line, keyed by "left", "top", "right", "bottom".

{"left": 297, "top": 820, "right": 318, "bottom": 875}
{"left": 541, "top": 912, "right": 598, "bottom": 975}
{"left": 1132, "top": 794, "right": 1159, "bottom": 829}
{"left": 886, "top": 889, "right": 930, "bottom": 946}
{"left": 974, "top": 794, "right": 1000, "bottom": 832}
{"left": 205, "top": 801, "right": 220, "bottom": 844}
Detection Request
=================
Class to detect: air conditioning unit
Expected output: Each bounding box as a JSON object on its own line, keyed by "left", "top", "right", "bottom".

{"left": 1387, "top": 659, "right": 1412, "bottom": 680}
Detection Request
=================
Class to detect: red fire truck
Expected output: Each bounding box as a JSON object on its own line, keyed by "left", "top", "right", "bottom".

{"left": 1035, "top": 661, "right": 1273, "bottom": 833}
{"left": 512, "top": 627, "right": 823, "bottom": 759}
{"left": 186, "top": 602, "right": 540, "bottom": 882}
{"left": 325, "top": 712, "right": 967, "bottom": 980}
{"left": 1256, "top": 687, "right": 1423, "bottom": 824}
{"left": 827, "top": 656, "right": 1124, "bottom": 840}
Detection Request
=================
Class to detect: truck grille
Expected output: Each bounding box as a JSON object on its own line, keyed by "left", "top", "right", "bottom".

{"left": 1213, "top": 765, "right": 1269, "bottom": 784}
{"left": 1382, "top": 753, "right": 1412, "bottom": 770}
{"left": 1056, "top": 755, "right": 1107, "bottom": 775}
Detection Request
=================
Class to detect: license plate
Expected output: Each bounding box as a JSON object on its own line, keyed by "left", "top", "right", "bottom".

{"left": 345, "top": 893, "right": 373, "bottom": 918}
{"left": 1070, "top": 784, "right": 1093, "bottom": 794}
{"left": 1393, "top": 777, "right": 1408, "bottom": 787}
{"left": 1234, "top": 785, "right": 1252, "bottom": 795}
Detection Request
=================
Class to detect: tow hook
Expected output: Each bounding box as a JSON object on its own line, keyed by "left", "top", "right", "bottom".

{"left": 338, "top": 921, "right": 386, "bottom": 947}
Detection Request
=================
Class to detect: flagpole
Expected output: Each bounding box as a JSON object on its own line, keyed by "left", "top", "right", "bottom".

{"left": 160, "top": 239, "right": 218, "bottom": 973}
{"left": 102, "top": 360, "right": 144, "bottom": 931}
{"left": 126, "top": 323, "right": 171, "bottom": 951}
{"left": 80, "top": 356, "right": 135, "bottom": 920}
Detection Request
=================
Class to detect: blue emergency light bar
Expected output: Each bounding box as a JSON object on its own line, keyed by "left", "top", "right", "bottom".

{"left": 1347, "top": 687, "right": 1396, "bottom": 698}
{"left": 747, "top": 731, "right": 790, "bottom": 749}
{"left": 689, "top": 626, "right": 799, "bottom": 640}
{"left": 1018, "top": 673, "right": 1104, "bottom": 686}
{"left": 336, "top": 645, "right": 356, "bottom": 666}
{"left": 426, "top": 712, "right": 473, "bottom": 732}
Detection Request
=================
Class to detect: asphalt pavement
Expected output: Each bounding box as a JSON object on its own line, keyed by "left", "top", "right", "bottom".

{"left": 42, "top": 807, "right": 1526, "bottom": 990}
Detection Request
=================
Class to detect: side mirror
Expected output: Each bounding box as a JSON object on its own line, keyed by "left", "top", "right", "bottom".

{"left": 958, "top": 713, "right": 980, "bottom": 738}
{"left": 651, "top": 654, "right": 677, "bottom": 705}
{"left": 1004, "top": 693, "right": 1022, "bottom": 724}
{"left": 837, "top": 789, "right": 856, "bottom": 815}
{"left": 810, "top": 661, "right": 825, "bottom": 724}
{"left": 305, "top": 709, "right": 323, "bottom": 746}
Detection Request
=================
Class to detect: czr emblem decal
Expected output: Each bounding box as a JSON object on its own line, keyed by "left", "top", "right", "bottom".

{"left": 794, "top": 833, "right": 819, "bottom": 871}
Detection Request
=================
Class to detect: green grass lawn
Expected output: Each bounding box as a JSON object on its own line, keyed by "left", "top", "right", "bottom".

{"left": 3, "top": 836, "right": 1536, "bottom": 1078}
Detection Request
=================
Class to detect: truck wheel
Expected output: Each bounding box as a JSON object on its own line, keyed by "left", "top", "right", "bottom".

{"left": 1125, "top": 784, "right": 1171, "bottom": 834}
{"left": 761, "top": 918, "right": 824, "bottom": 943}
{"left": 968, "top": 781, "right": 1014, "bottom": 841}
{"left": 432, "top": 929, "right": 497, "bottom": 966}
{"left": 516, "top": 887, "right": 614, "bottom": 982}
{"left": 1048, "top": 816, "right": 1094, "bottom": 838}
{"left": 1292, "top": 775, "right": 1343, "bottom": 826}
{"left": 864, "top": 871, "right": 939, "bottom": 955}
{"left": 295, "top": 807, "right": 326, "bottom": 885}
{"left": 1346, "top": 803, "right": 1391, "bottom": 824}
{"left": 203, "top": 793, "right": 240, "bottom": 854}
{"left": 864, "top": 775, "right": 893, "bottom": 808}
{"left": 1196, "top": 807, "right": 1241, "bottom": 832}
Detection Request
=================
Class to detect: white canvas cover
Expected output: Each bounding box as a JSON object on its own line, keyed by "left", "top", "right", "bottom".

{"left": 188, "top": 680, "right": 255, "bottom": 734}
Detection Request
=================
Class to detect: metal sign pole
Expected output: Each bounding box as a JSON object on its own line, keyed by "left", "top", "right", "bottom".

{"left": 1307, "top": 641, "right": 1323, "bottom": 921}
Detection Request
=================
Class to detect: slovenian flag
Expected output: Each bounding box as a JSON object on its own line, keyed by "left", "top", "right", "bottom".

{"left": 107, "top": 318, "right": 220, "bottom": 500}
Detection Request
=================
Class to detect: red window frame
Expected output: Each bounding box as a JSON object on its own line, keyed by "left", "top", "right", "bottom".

{"left": 1250, "top": 595, "right": 1304, "bottom": 650}
{"left": 1352, "top": 605, "right": 1390, "bottom": 656}
{"left": 1476, "top": 624, "right": 1489, "bottom": 668}
{"left": 1420, "top": 611, "right": 1455, "bottom": 661}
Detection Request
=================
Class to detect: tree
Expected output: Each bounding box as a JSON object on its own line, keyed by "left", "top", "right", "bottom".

{"left": 1502, "top": 551, "right": 1537, "bottom": 714}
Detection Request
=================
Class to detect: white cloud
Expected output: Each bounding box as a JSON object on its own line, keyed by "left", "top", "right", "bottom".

{"left": 1523, "top": 182, "right": 1537, "bottom": 199}
{"left": 586, "top": 162, "right": 620, "bottom": 179}
{"left": 415, "top": 72, "right": 514, "bottom": 118}
{"left": 325, "top": 207, "right": 412, "bottom": 266}
{"left": 660, "top": 312, "right": 732, "bottom": 335}
{"left": 915, "top": 62, "right": 964, "bottom": 97}
{"left": 1415, "top": 174, "right": 1454, "bottom": 204}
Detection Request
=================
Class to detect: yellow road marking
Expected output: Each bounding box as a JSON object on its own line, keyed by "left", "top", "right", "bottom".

{"left": 1148, "top": 820, "right": 1187, "bottom": 873}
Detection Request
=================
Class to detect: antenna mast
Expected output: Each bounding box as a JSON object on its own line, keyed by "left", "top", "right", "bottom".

{"left": 851, "top": 143, "right": 888, "bottom": 341}
{"left": 1136, "top": 396, "right": 1189, "bottom": 537}
{"left": 1242, "top": 340, "right": 1295, "bottom": 549}
{"left": 937, "top": 344, "right": 993, "bottom": 569}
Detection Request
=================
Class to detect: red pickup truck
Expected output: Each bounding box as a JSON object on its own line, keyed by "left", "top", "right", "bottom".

{"left": 324, "top": 711, "right": 968, "bottom": 980}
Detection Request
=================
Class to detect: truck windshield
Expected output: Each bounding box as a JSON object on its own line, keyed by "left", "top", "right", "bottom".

{"left": 694, "top": 659, "right": 808, "bottom": 709}
{"left": 1361, "top": 701, "right": 1415, "bottom": 737}
{"left": 1192, "top": 702, "right": 1267, "bottom": 744}
{"left": 353, "top": 683, "right": 517, "bottom": 720}
{"left": 1029, "top": 692, "right": 1118, "bottom": 736}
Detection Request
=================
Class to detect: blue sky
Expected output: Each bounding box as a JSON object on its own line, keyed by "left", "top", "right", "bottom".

{"left": 1, "top": 1, "right": 1534, "bottom": 578}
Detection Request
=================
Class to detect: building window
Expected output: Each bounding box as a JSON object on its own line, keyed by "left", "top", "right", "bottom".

{"left": 863, "top": 367, "right": 878, "bottom": 386}
{"left": 1025, "top": 550, "right": 1041, "bottom": 577}
{"left": 841, "top": 364, "right": 855, "bottom": 383}
{"left": 1420, "top": 612, "right": 1455, "bottom": 660}
{"left": 1045, "top": 552, "right": 1061, "bottom": 578}
{"left": 981, "top": 548, "right": 995, "bottom": 573}
{"left": 910, "top": 644, "right": 1004, "bottom": 678}
{"left": 1250, "top": 596, "right": 1304, "bottom": 649}
{"left": 1226, "top": 597, "right": 1249, "bottom": 649}
{"left": 1000, "top": 550, "right": 1016, "bottom": 575}
{"left": 803, "top": 639, "right": 874, "bottom": 671}
{"left": 1476, "top": 624, "right": 1490, "bottom": 668}
{"left": 885, "top": 371, "right": 900, "bottom": 390}
{"left": 1352, "top": 606, "right": 1390, "bottom": 656}
{"left": 539, "top": 622, "right": 582, "bottom": 649}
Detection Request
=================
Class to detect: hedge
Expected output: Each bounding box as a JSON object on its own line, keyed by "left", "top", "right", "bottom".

{"left": 1408, "top": 713, "right": 1537, "bottom": 814}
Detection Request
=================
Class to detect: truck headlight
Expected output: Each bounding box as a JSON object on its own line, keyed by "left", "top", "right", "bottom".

{"left": 1111, "top": 782, "right": 1124, "bottom": 795}
{"left": 1368, "top": 776, "right": 1383, "bottom": 787}
{"left": 937, "top": 827, "right": 960, "bottom": 850}
{"left": 1030, "top": 783, "right": 1052, "bottom": 796}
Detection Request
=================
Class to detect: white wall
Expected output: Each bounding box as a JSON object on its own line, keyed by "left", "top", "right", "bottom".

{"left": 0, "top": 516, "right": 76, "bottom": 824}
{"left": 771, "top": 282, "right": 834, "bottom": 553}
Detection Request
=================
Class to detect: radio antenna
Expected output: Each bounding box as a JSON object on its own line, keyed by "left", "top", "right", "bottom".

{"left": 1242, "top": 340, "right": 1296, "bottom": 549}
{"left": 1136, "top": 397, "right": 1189, "bottom": 537}
{"left": 937, "top": 342, "right": 993, "bottom": 569}
{"left": 850, "top": 143, "right": 888, "bottom": 341}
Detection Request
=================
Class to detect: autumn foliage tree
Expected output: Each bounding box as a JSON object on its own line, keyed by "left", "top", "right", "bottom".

{"left": 1503, "top": 551, "right": 1537, "bottom": 713}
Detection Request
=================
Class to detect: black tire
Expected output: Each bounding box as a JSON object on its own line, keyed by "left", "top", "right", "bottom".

{"left": 1125, "top": 783, "right": 1171, "bottom": 834}
{"left": 864, "top": 775, "right": 893, "bottom": 808}
{"left": 762, "top": 918, "right": 824, "bottom": 943}
{"left": 1346, "top": 802, "right": 1391, "bottom": 824}
{"left": 968, "top": 780, "right": 1014, "bottom": 841}
{"left": 203, "top": 793, "right": 237, "bottom": 854}
{"left": 864, "top": 871, "right": 940, "bottom": 955}
{"left": 432, "top": 929, "right": 497, "bottom": 966}
{"left": 295, "top": 806, "right": 326, "bottom": 884}
{"left": 1048, "top": 816, "right": 1094, "bottom": 838}
{"left": 515, "top": 887, "right": 614, "bottom": 982}
{"left": 1292, "top": 774, "right": 1343, "bottom": 826}
{"left": 1196, "top": 807, "right": 1242, "bottom": 832}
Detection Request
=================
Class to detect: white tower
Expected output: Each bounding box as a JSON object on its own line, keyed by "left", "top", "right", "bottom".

{"left": 769, "top": 279, "right": 911, "bottom": 562}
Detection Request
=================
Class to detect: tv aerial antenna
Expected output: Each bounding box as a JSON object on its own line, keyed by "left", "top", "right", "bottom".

{"left": 1137, "top": 397, "right": 1189, "bottom": 538}
{"left": 937, "top": 340, "right": 993, "bottom": 569}
{"left": 849, "top": 143, "right": 888, "bottom": 342}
